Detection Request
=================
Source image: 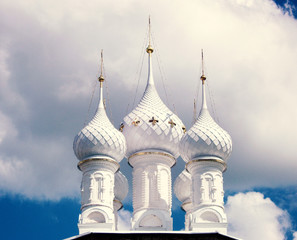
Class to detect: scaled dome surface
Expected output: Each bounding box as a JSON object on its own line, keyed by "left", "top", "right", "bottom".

{"left": 114, "top": 171, "right": 129, "bottom": 202}
{"left": 73, "top": 77, "right": 126, "bottom": 163}
{"left": 174, "top": 169, "right": 192, "bottom": 203}
{"left": 179, "top": 76, "right": 232, "bottom": 163}
{"left": 122, "top": 46, "right": 184, "bottom": 158}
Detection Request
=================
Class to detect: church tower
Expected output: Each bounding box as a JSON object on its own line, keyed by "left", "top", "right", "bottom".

{"left": 121, "top": 20, "right": 185, "bottom": 231}
{"left": 73, "top": 52, "right": 127, "bottom": 233}
{"left": 178, "top": 51, "right": 232, "bottom": 234}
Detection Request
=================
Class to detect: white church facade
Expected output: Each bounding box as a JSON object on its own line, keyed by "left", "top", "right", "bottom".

{"left": 72, "top": 22, "right": 233, "bottom": 236}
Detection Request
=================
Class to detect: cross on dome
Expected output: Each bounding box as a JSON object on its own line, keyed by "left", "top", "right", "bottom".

{"left": 146, "top": 16, "right": 154, "bottom": 54}
{"left": 168, "top": 119, "right": 176, "bottom": 128}
{"left": 149, "top": 117, "right": 159, "bottom": 126}
{"left": 200, "top": 49, "right": 208, "bottom": 111}
{"left": 182, "top": 126, "right": 186, "bottom": 133}
{"left": 119, "top": 122, "right": 124, "bottom": 132}
{"left": 132, "top": 119, "right": 140, "bottom": 126}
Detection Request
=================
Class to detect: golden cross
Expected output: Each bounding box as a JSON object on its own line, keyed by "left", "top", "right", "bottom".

{"left": 149, "top": 117, "right": 159, "bottom": 126}
{"left": 119, "top": 123, "right": 124, "bottom": 132}
{"left": 132, "top": 119, "right": 140, "bottom": 126}
{"left": 182, "top": 126, "right": 186, "bottom": 133}
{"left": 168, "top": 119, "right": 176, "bottom": 128}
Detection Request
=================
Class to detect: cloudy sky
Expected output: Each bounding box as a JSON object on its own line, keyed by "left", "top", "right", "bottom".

{"left": 0, "top": 0, "right": 297, "bottom": 239}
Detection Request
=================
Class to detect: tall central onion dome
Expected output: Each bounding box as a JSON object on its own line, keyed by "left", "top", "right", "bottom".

{"left": 73, "top": 70, "right": 126, "bottom": 163}
{"left": 122, "top": 43, "right": 185, "bottom": 158}
{"left": 179, "top": 69, "right": 232, "bottom": 163}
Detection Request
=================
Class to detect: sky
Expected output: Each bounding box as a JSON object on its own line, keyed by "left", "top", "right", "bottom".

{"left": 0, "top": 0, "right": 297, "bottom": 239}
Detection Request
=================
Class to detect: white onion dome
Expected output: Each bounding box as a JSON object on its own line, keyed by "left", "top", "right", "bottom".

{"left": 122, "top": 45, "right": 185, "bottom": 158}
{"left": 174, "top": 169, "right": 191, "bottom": 203}
{"left": 73, "top": 74, "right": 127, "bottom": 163}
{"left": 179, "top": 74, "right": 232, "bottom": 163}
{"left": 114, "top": 171, "right": 129, "bottom": 202}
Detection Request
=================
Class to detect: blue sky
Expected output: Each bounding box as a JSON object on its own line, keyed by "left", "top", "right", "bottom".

{"left": 0, "top": 0, "right": 297, "bottom": 239}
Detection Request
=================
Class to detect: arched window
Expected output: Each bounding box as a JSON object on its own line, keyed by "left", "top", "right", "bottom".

{"left": 139, "top": 214, "right": 163, "bottom": 227}
{"left": 86, "top": 212, "right": 106, "bottom": 223}
{"left": 199, "top": 211, "right": 220, "bottom": 223}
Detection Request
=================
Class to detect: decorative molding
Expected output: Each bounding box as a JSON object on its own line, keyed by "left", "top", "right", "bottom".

{"left": 129, "top": 151, "right": 175, "bottom": 161}
{"left": 128, "top": 151, "right": 176, "bottom": 168}
{"left": 78, "top": 157, "right": 120, "bottom": 172}
{"left": 186, "top": 158, "right": 227, "bottom": 172}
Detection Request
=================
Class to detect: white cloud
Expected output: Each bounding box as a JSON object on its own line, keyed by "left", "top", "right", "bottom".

{"left": 0, "top": 111, "right": 18, "bottom": 144}
{"left": 293, "top": 231, "right": 297, "bottom": 240}
{"left": 0, "top": 137, "right": 81, "bottom": 200}
{"left": 0, "top": 156, "right": 27, "bottom": 186}
{"left": 226, "top": 192, "right": 291, "bottom": 240}
{"left": 0, "top": 48, "right": 29, "bottom": 118}
{"left": 117, "top": 208, "right": 132, "bottom": 231}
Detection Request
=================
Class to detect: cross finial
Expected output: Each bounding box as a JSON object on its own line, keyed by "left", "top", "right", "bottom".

{"left": 149, "top": 116, "right": 158, "bottom": 126}
{"left": 182, "top": 126, "right": 186, "bottom": 133}
{"left": 200, "top": 49, "right": 206, "bottom": 84}
{"left": 146, "top": 16, "right": 154, "bottom": 53}
{"left": 132, "top": 119, "right": 140, "bottom": 126}
{"left": 98, "top": 49, "right": 104, "bottom": 86}
{"left": 149, "top": 15, "right": 151, "bottom": 45}
{"left": 168, "top": 119, "right": 176, "bottom": 128}
{"left": 119, "top": 123, "right": 124, "bottom": 132}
